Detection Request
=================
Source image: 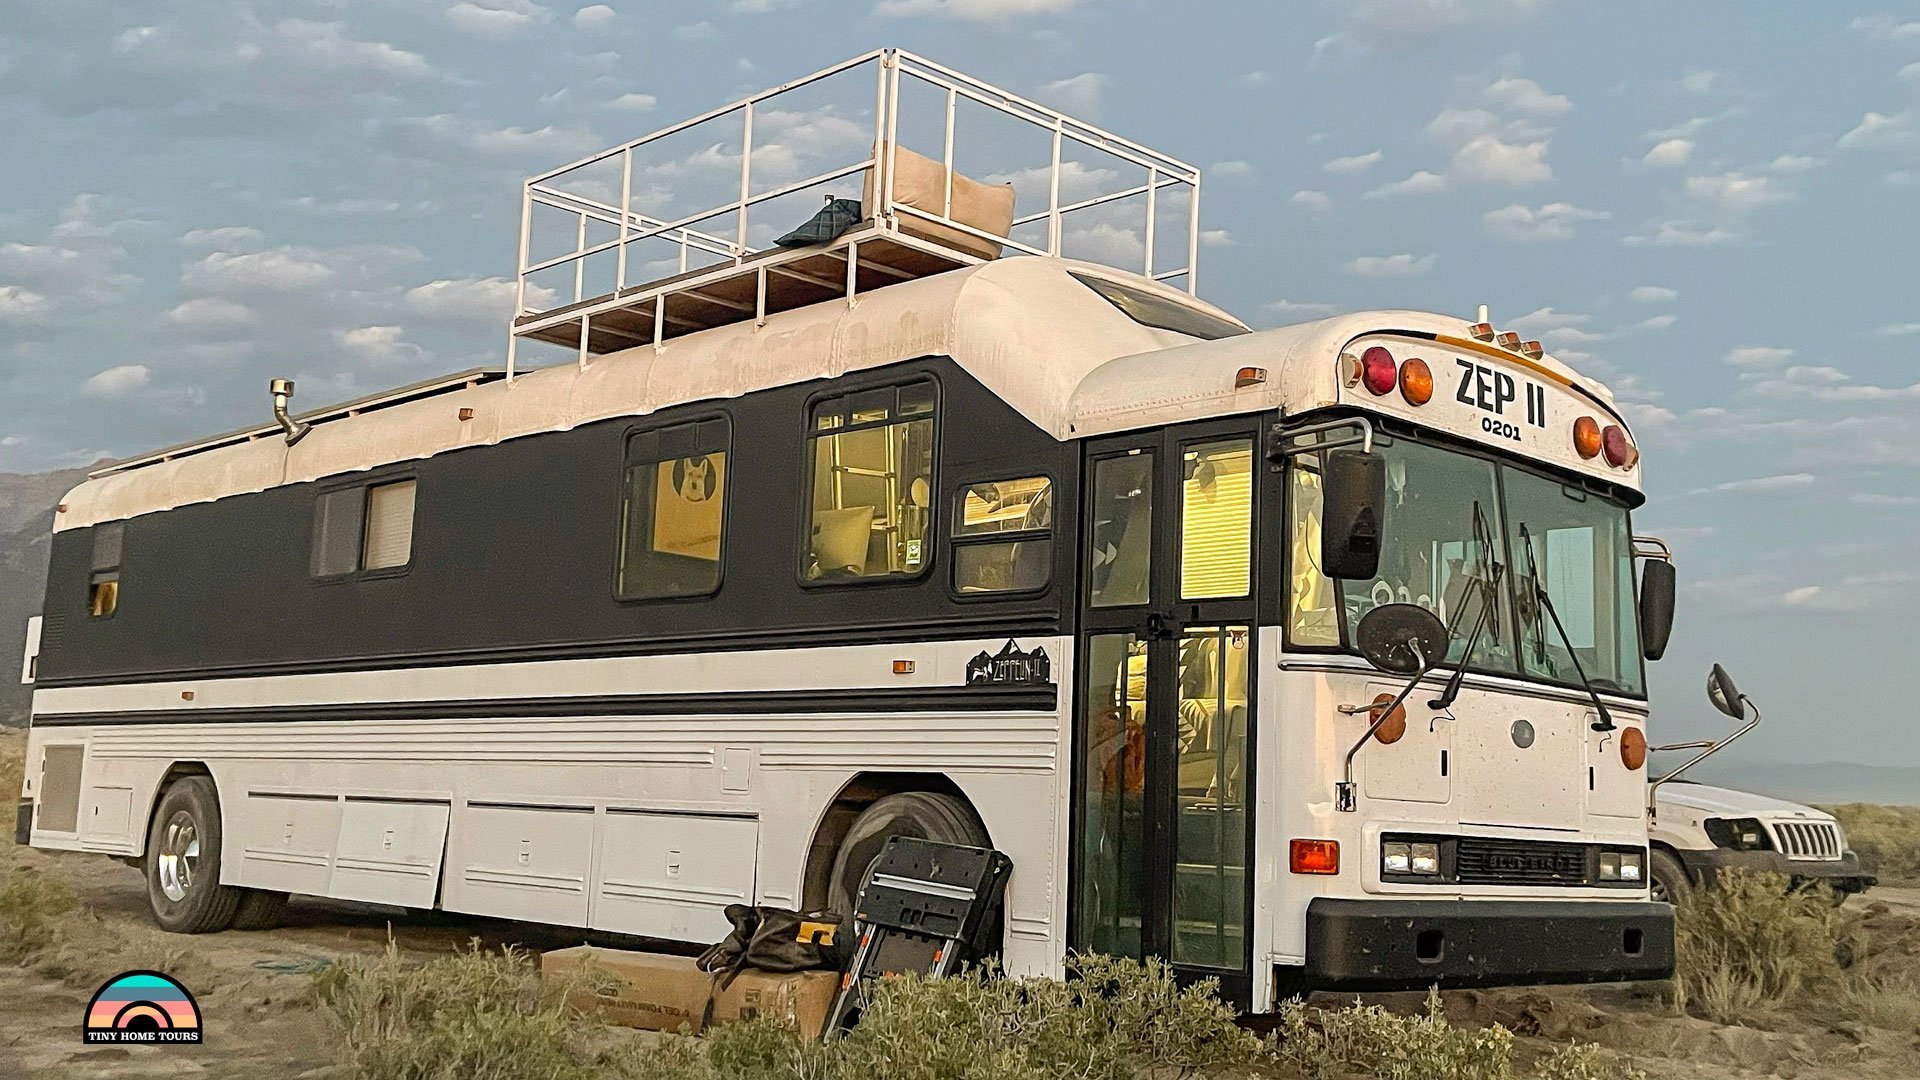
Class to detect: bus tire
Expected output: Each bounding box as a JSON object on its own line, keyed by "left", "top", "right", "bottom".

{"left": 144, "top": 776, "right": 242, "bottom": 934}
{"left": 230, "top": 888, "right": 290, "bottom": 930}
{"left": 827, "top": 791, "right": 991, "bottom": 924}
{"left": 1649, "top": 849, "right": 1692, "bottom": 908}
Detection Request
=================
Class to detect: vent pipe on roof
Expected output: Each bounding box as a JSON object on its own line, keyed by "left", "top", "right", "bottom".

{"left": 270, "top": 378, "right": 311, "bottom": 445}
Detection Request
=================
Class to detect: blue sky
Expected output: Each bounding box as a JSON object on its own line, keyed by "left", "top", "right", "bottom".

{"left": 2, "top": 1, "right": 1917, "bottom": 766}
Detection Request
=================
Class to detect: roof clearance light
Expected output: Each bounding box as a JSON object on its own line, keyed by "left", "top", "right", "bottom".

{"left": 1520, "top": 340, "right": 1544, "bottom": 360}
{"left": 1235, "top": 366, "right": 1268, "bottom": 388}
{"left": 1602, "top": 425, "right": 1638, "bottom": 469}
{"left": 1573, "top": 416, "right": 1602, "bottom": 459}
{"left": 1621, "top": 726, "right": 1647, "bottom": 771}
{"left": 1496, "top": 331, "right": 1522, "bottom": 350}
{"left": 1469, "top": 322, "right": 1496, "bottom": 341}
{"left": 1399, "top": 358, "right": 1433, "bottom": 406}
{"left": 1360, "top": 346, "right": 1397, "bottom": 396}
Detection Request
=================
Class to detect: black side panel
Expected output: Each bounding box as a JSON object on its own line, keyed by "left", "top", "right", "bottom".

{"left": 37, "top": 356, "right": 1077, "bottom": 685}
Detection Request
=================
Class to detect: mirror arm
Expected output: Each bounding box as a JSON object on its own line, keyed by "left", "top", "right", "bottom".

{"left": 1271, "top": 415, "right": 1375, "bottom": 462}
{"left": 1631, "top": 535, "right": 1673, "bottom": 562}
{"left": 1336, "top": 645, "right": 1431, "bottom": 813}
{"left": 1647, "top": 698, "right": 1761, "bottom": 819}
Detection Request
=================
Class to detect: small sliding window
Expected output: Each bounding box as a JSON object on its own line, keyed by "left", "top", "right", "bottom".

{"left": 618, "top": 417, "right": 730, "bottom": 601}
{"left": 311, "top": 478, "right": 417, "bottom": 579}
{"left": 952, "top": 476, "right": 1054, "bottom": 596}
{"left": 88, "top": 521, "right": 124, "bottom": 618}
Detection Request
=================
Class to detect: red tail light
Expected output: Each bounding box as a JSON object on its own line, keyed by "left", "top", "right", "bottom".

{"left": 1360, "top": 346, "right": 1397, "bottom": 395}
{"left": 1602, "top": 425, "right": 1637, "bottom": 468}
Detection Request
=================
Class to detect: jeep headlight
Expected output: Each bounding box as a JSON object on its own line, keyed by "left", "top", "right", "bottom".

{"left": 1704, "top": 817, "right": 1772, "bottom": 851}
{"left": 1384, "top": 841, "right": 1440, "bottom": 876}
{"left": 1599, "top": 851, "right": 1644, "bottom": 882}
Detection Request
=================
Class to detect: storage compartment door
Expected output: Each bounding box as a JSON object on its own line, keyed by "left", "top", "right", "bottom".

{"left": 592, "top": 811, "right": 759, "bottom": 943}
{"left": 453, "top": 804, "right": 595, "bottom": 925}
{"left": 236, "top": 793, "right": 341, "bottom": 894}
{"left": 329, "top": 799, "right": 452, "bottom": 908}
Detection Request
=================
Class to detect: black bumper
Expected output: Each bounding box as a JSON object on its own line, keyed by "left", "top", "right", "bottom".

{"left": 1683, "top": 848, "right": 1875, "bottom": 894}
{"left": 14, "top": 799, "right": 31, "bottom": 846}
{"left": 1303, "top": 898, "right": 1674, "bottom": 990}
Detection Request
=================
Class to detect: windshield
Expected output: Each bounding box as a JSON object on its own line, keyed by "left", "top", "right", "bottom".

{"left": 1288, "top": 435, "right": 1645, "bottom": 696}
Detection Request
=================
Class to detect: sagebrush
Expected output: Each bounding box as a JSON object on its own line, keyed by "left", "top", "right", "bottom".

{"left": 1670, "top": 869, "right": 1850, "bottom": 1024}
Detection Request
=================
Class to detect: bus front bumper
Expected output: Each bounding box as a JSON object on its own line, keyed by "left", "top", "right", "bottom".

{"left": 1303, "top": 897, "right": 1674, "bottom": 990}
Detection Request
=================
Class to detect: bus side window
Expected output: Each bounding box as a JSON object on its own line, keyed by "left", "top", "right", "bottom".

{"left": 88, "top": 521, "right": 124, "bottom": 618}
{"left": 617, "top": 417, "right": 730, "bottom": 601}
{"left": 803, "top": 381, "right": 937, "bottom": 583}
{"left": 952, "top": 476, "right": 1053, "bottom": 595}
{"left": 310, "top": 478, "right": 417, "bottom": 579}
{"left": 1287, "top": 458, "right": 1339, "bottom": 646}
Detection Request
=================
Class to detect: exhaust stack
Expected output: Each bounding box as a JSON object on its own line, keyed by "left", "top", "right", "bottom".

{"left": 270, "top": 378, "right": 311, "bottom": 445}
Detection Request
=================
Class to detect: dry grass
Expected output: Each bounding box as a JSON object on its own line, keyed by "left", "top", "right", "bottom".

{"left": 1671, "top": 869, "right": 1851, "bottom": 1025}
{"left": 1823, "top": 803, "right": 1920, "bottom": 885}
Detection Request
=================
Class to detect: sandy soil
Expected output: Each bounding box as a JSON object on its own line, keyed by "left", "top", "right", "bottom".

{"left": 4, "top": 839, "right": 1917, "bottom": 1079}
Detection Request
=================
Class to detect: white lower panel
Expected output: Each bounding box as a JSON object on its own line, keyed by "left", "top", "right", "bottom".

{"left": 236, "top": 793, "right": 340, "bottom": 893}
{"left": 328, "top": 799, "right": 451, "bottom": 908}
{"left": 591, "top": 810, "right": 758, "bottom": 942}
{"left": 453, "top": 804, "right": 594, "bottom": 925}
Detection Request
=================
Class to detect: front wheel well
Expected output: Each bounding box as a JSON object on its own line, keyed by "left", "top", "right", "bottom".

{"left": 800, "top": 772, "right": 972, "bottom": 910}
{"left": 135, "top": 762, "right": 217, "bottom": 862}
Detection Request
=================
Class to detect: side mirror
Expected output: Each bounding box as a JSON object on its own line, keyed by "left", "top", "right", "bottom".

{"left": 1354, "top": 603, "right": 1448, "bottom": 675}
{"left": 1706, "top": 663, "right": 1746, "bottom": 720}
{"left": 1640, "top": 559, "right": 1676, "bottom": 661}
{"left": 1321, "top": 448, "right": 1386, "bottom": 581}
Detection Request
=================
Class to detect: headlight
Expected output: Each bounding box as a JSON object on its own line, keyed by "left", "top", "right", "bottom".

{"left": 1704, "top": 817, "right": 1772, "bottom": 851}
{"left": 1599, "top": 851, "right": 1644, "bottom": 882}
{"left": 1384, "top": 841, "right": 1440, "bottom": 876}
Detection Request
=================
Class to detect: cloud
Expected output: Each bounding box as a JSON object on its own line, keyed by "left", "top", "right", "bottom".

{"left": 1630, "top": 285, "right": 1677, "bottom": 303}
{"left": 1199, "top": 229, "right": 1234, "bottom": 247}
{"left": 1850, "top": 14, "right": 1920, "bottom": 40}
{"left": 1291, "top": 189, "right": 1333, "bottom": 213}
{"left": 447, "top": 0, "right": 552, "bottom": 36}
{"left": 609, "top": 92, "right": 658, "bottom": 111}
{"left": 181, "top": 226, "right": 264, "bottom": 248}
{"left": 1750, "top": 366, "right": 1920, "bottom": 403}
{"left": 1643, "top": 138, "right": 1693, "bottom": 167}
{"left": 1695, "top": 472, "right": 1816, "bottom": 495}
{"left": 1482, "top": 201, "right": 1608, "bottom": 241}
{"left": 1347, "top": 253, "right": 1435, "bottom": 277}
{"left": 1625, "top": 220, "right": 1738, "bottom": 247}
{"left": 873, "top": 0, "right": 1081, "bottom": 20}
{"left": 1036, "top": 72, "right": 1105, "bottom": 115}
{"left": 408, "top": 276, "right": 555, "bottom": 323}
{"left": 0, "top": 286, "right": 51, "bottom": 322}
{"left": 1507, "top": 307, "right": 1591, "bottom": 335}
{"left": 1211, "top": 160, "right": 1255, "bottom": 180}
{"left": 573, "top": 4, "right": 616, "bottom": 27}
{"left": 1368, "top": 170, "right": 1448, "bottom": 197}
{"left": 1450, "top": 133, "right": 1551, "bottom": 185}
{"left": 1335, "top": 0, "right": 1552, "bottom": 45}
{"left": 184, "top": 247, "right": 339, "bottom": 292}
{"left": 336, "top": 325, "right": 425, "bottom": 366}
{"left": 1482, "top": 77, "right": 1571, "bottom": 116}
{"left": 165, "top": 297, "right": 256, "bottom": 331}
{"left": 1839, "top": 111, "right": 1915, "bottom": 150}
{"left": 262, "top": 19, "right": 433, "bottom": 81}
{"left": 1877, "top": 322, "right": 1920, "bottom": 337}
{"left": 1636, "top": 314, "right": 1678, "bottom": 331}
{"left": 1768, "top": 153, "right": 1822, "bottom": 173}
{"left": 84, "top": 364, "right": 152, "bottom": 397}
{"left": 1266, "top": 298, "right": 1342, "bottom": 319}
{"left": 1725, "top": 345, "right": 1792, "bottom": 368}
{"left": 1680, "top": 70, "right": 1721, "bottom": 94}
{"left": 1686, "top": 171, "right": 1790, "bottom": 216}
{"left": 381, "top": 114, "right": 601, "bottom": 163}
{"left": 1324, "top": 149, "right": 1383, "bottom": 174}
{"left": 1851, "top": 493, "right": 1919, "bottom": 507}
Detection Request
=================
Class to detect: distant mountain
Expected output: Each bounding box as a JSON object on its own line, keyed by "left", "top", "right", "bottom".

{"left": 0, "top": 466, "right": 95, "bottom": 725}
{"left": 1688, "top": 757, "right": 1920, "bottom": 807}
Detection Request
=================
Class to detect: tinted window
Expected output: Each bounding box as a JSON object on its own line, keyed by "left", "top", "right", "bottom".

{"left": 618, "top": 418, "right": 730, "bottom": 600}
{"left": 804, "top": 383, "right": 937, "bottom": 583}
{"left": 1070, "top": 272, "right": 1249, "bottom": 340}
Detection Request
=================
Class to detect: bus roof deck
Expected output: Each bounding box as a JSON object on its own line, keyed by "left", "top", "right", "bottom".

{"left": 509, "top": 49, "right": 1204, "bottom": 373}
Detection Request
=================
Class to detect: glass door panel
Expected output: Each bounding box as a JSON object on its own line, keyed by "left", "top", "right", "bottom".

{"left": 1172, "top": 625, "right": 1251, "bottom": 969}
{"left": 1076, "top": 631, "right": 1148, "bottom": 959}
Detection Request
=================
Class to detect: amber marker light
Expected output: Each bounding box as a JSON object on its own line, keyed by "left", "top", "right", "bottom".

{"left": 1290, "top": 838, "right": 1341, "bottom": 875}
{"left": 892, "top": 660, "right": 916, "bottom": 675}
{"left": 1573, "top": 416, "right": 1602, "bottom": 459}
{"left": 1621, "top": 727, "right": 1647, "bottom": 771}
{"left": 1236, "top": 366, "right": 1268, "bottom": 388}
{"left": 1368, "top": 693, "right": 1408, "bottom": 744}
{"left": 1520, "top": 340, "right": 1544, "bottom": 360}
{"left": 1398, "top": 358, "right": 1433, "bottom": 406}
{"left": 1496, "top": 330, "right": 1522, "bottom": 350}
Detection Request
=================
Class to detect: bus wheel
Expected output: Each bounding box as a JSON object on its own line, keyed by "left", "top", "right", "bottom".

{"left": 1649, "top": 849, "right": 1692, "bottom": 908}
{"left": 144, "top": 776, "right": 242, "bottom": 934}
{"left": 230, "top": 888, "right": 290, "bottom": 930}
{"left": 827, "top": 791, "right": 991, "bottom": 924}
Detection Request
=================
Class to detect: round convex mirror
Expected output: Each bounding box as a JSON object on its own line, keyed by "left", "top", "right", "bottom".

{"left": 1354, "top": 603, "right": 1448, "bottom": 675}
{"left": 1707, "top": 664, "right": 1746, "bottom": 720}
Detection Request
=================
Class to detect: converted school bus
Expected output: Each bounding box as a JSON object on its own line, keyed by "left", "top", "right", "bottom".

{"left": 18, "top": 50, "right": 1675, "bottom": 1010}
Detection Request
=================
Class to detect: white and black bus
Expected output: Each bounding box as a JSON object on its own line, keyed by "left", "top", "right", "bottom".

{"left": 17, "top": 51, "right": 1678, "bottom": 1009}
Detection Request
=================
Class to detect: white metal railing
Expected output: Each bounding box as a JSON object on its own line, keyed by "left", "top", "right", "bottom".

{"left": 507, "top": 48, "right": 1204, "bottom": 375}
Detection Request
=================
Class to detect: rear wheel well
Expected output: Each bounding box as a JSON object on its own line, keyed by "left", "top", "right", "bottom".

{"left": 800, "top": 772, "right": 973, "bottom": 910}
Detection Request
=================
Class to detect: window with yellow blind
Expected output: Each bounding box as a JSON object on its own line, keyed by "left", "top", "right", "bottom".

{"left": 618, "top": 418, "right": 730, "bottom": 600}
{"left": 1179, "top": 439, "right": 1254, "bottom": 599}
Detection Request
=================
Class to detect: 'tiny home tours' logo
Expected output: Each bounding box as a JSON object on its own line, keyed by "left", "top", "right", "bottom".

{"left": 83, "top": 971, "right": 203, "bottom": 1044}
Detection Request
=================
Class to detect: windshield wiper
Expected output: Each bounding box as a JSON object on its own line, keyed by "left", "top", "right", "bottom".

{"left": 1517, "top": 524, "right": 1615, "bottom": 732}
{"left": 1430, "top": 502, "right": 1503, "bottom": 711}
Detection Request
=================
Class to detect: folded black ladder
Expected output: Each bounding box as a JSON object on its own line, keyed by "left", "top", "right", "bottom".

{"left": 824, "top": 835, "right": 1012, "bottom": 1036}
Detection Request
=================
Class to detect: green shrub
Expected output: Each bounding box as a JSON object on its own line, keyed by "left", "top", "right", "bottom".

{"left": 1822, "top": 803, "right": 1920, "bottom": 885}
{"left": 0, "top": 864, "right": 76, "bottom": 962}
{"left": 313, "top": 939, "right": 646, "bottom": 1080}
{"left": 1671, "top": 869, "right": 1850, "bottom": 1024}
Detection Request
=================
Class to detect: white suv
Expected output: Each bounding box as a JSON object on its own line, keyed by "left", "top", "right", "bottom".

{"left": 1649, "top": 782, "right": 1873, "bottom": 905}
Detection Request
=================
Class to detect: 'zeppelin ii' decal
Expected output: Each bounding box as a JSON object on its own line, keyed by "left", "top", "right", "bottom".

{"left": 1455, "top": 359, "right": 1548, "bottom": 442}
{"left": 965, "top": 640, "right": 1052, "bottom": 686}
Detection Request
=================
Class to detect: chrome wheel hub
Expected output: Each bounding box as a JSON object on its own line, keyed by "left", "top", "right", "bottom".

{"left": 157, "top": 811, "right": 200, "bottom": 903}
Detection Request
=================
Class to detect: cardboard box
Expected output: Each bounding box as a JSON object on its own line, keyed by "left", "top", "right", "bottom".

{"left": 541, "top": 946, "right": 839, "bottom": 1038}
